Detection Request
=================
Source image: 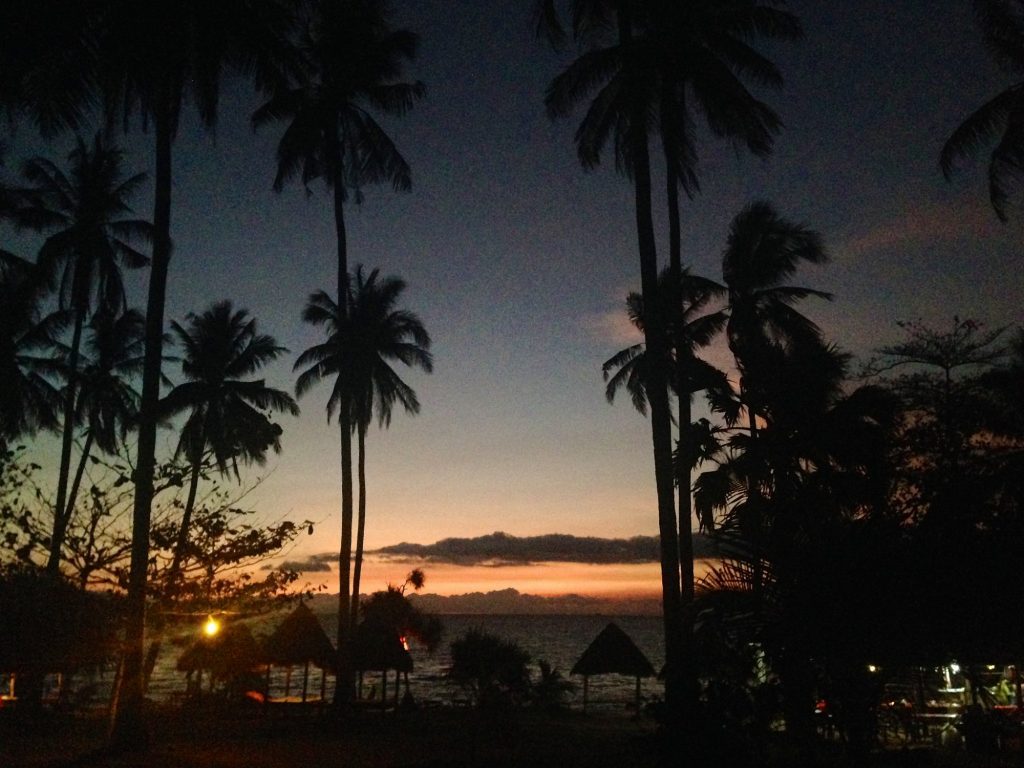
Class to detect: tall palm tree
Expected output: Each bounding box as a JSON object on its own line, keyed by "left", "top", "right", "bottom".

{"left": 941, "top": 0, "right": 1024, "bottom": 221}
{"left": 544, "top": 0, "right": 685, "bottom": 709}
{"left": 255, "top": 0, "right": 423, "bottom": 703}
{"left": 545, "top": 0, "right": 798, "bottom": 712}
{"left": 87, "top": 1, "right": 296, "bottom": 744}
{"left": 161, "top": 301, "right": 298, "bottom": 585}
{"left": 20, "top": 133, "right": 151, "bottom": 574}
{"left": 344, "top": 266, "right": 433, "bottom": 627}
{"left": 718, "top": 200, "right": 830, "bottom": 620}
{"left": 57, "top": 309, "right": 146, "bottom": 557}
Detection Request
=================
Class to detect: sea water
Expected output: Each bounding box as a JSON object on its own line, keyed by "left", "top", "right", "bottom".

{"left": 140, "top": 613, "right": 665, "bottom": 710}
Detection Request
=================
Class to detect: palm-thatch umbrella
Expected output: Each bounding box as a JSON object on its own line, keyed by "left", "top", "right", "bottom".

{"left": 177, "top": 622, "right": 262, "bottom": 696}
{"left": 571, "top": 622, "right": 655, "bottom": 712}
{"left": 353, "top": 623, "right": 413, "bottom": 705}
{"left": 262, "top": 601, "right": 336, "bottom": 703}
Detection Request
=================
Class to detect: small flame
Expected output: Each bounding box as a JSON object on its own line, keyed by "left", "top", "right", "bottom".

{"left": 203, "top": 616, "right": 220, "bottom": 637}
{"left": 400, "top": 636, "right": 410, "bottom": 652}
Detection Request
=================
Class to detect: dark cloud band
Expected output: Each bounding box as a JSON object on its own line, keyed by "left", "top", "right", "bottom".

{"left": 371, "top": 531, "right": 716, "bottom": 566}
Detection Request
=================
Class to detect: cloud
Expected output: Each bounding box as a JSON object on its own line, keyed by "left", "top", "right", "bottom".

{"left": 835, "top": 201, "right": 992, "bottom": 260}
{"left": 372, "top": 531, "right": 717, "bottom": 566}
{"left": 579, "top": 309, "right": 643, "bottom": 347}
{"left": 274, "top": 553, "right": 335, "bottom": 573}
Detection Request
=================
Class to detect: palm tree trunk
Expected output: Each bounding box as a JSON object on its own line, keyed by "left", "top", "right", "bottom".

{"left": 47, "top": 310, "right": 84, "bottom": 574}
{"left": 62, "top": 429, "right": 95, "bottom": 532}
{"left": 665, "top": 150, "right": 700, "bottom": 716}
{"left": 350, "top": 423, "right": 367, "bottom": 629}
{"left": 168, "top": 455, "right": 203, "bottom": 585}
{"left": 110, "top": 95, "right": 173, "bottom": 751}
{"left": 615, "top": 2, "right": 683, "bottom": 718}
{"left": 624, "top": 48, "right": 684, "bottom": 716}
{"left": 332, "top": 163, "right": 356, "bottom": 706}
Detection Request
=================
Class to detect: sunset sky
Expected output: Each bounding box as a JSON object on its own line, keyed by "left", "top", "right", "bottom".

{"left": 6, "top": 0, "right": 1023, "bottom": 599}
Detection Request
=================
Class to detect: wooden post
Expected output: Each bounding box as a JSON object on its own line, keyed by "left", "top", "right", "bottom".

{"left": 302, "top": 661, "right": 310, "bottom": 703}
{"left": 583, "top": 676, "right": 589, "bottom": 713}
{"left": 264, "top": 665, "right": 271, "bottom": 711}
{"left": 284, "top": 667, "right": 292, "bottom": 699}
{"left": 635, "top": 676, "right": 641, "bottom": 714}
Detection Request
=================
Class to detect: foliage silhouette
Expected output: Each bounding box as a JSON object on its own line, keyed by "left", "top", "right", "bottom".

{"left": 343, "top": 267, "right": 433, "bottom": 628}
{"left": 161, "top": 300, "right": 297, "bottom": 590}
{"left": 941, "top": 0, "right": 1024, "bottom": 220}
{"left": 256, "top": 0, "right": 423, "bottom": 704}
{"left": 20, "top": 133, "right": 151, "bottom": 574}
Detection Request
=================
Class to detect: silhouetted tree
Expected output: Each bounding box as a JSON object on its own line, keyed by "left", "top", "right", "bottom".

{"left": 255, "top": 0, "right": 423, "bottom": 703}
{"left": 20, "top": 134, "right": 151, "bottom": 574}
{"left": 941, "top": 0, "right": 1024, "bottom": 220}
{"left": 696, "top": 341, "right": 898, "bottom": 750}
{"left": 56, "top": 308, "right": 146, "bottom": 558}
{"left": 449, "top": 628, "right": 532, "bottom": 708}
{"left": 543, "top": 1, "right": 801, "bottom": 716}
{"left": 84, "top": 0, "right": 296, "bottom": 745}
{"left": 344, "top": 267, "right": 432, "bottom": 627}
{"left": 0, "top": 264, "right": 61, "bottom": 444}
{"left": 161, "top": 301, "right": 297, "bottom": 588}
{"left": 544, "top": 0, "right": 684, "bottom": 711}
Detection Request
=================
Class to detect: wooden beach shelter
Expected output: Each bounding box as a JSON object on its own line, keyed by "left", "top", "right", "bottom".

{"left": 177, "top": 622, "right": 262, "bottom": 696}
{"left": 571, "top": 622, "right": 655, "bottom": 712}
{"left": 262, "top": 601, "right": 335, "bottom": 703}
{"left": 353, "top": 624, "right": 413, "bottom": 706}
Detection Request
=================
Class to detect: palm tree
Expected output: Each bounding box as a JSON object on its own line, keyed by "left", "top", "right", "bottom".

{"left": 602, "top": 269, "right": 729, "bottom": 694}
{"left": 545, "top": 0, "right": 798, "bottom": 712}
{"left": 719, "top": 201, "right": 830, "bottom": 609}
{"left": 20, "top": 133, "right": 151, "bottom": 574}
{"left": 255, "top": 0, "right": 423, "bottom": 703}
{"left": 344, "top": 266, "right": 433, "bottom": 627}
{"left": 722, "top": 201, "right": 832, "bottom": 434}
{"left": 87, "top": 1, "right": 295, "bottom": 744}
{"left": 0, "top": 0, "right": 99, "bottom": 135}
{"left": 0, "top": 264, "right": 61, "bottom": 444}
{"left": 941, "top": 0, "right": 1024, "bottom": 221}
{"left": 58, "top": 309, "right": 146, "bottom": 541}
{"left": 544, "top": 0, "right": 685, "bottom": 709}
{"left": 161, "top": 301, "right": 298, "bottom": 586}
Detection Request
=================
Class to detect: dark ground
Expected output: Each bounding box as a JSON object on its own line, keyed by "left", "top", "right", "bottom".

{"left": 2, "top": 703, "right": 1022, "bottom": 768}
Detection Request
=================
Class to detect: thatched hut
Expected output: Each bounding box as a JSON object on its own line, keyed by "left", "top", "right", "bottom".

{"left": 262, "top": 602, "right": 335, "bottom": 702}
{"left": 571, "top": 622, "right": 655, "bottom": 712}
{"left": 177, "top": 622, "right": 262, "bottom": 697}
{"left": 353, "top": 623, "right": 413, "bottom": 705}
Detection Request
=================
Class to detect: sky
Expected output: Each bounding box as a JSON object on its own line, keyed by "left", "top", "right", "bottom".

{"left": 5, "top": 0, "right": 1024, "bottom": 599}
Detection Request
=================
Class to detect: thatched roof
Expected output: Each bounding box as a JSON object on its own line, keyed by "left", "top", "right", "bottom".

{"left": 263, "top": 602, "right": 335, "bottom": 668}
{"left": 177, "top": 623, "right": 262, "bottom": 677}
{"left": 571, "top": 622, "right": 654, "bottom": 678}
{"left": 353, "top": 624, "right": 413, "bottom": 672}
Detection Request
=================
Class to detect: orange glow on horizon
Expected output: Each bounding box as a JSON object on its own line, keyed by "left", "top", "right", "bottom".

{"left": 295, "top": 558, "right": 715, "bottom": 600}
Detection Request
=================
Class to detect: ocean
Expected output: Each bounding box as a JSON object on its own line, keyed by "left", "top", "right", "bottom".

{"left": 141, "top": 612, "right": 666, "bottom": 711}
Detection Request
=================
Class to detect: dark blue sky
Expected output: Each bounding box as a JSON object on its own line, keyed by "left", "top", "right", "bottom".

{"left": 6, "top": 0, "right": 1022, "bottom": 593}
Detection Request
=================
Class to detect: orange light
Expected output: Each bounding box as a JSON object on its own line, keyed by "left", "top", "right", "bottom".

{"left": 203, "top": 616, "right": 220, "bottom": 637}
{"left": 400, "top": 636, "right": 410, "bottom": 651}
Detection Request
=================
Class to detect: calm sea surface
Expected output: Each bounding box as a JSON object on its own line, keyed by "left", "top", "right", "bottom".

{"left": 140, "top": 613, "right": 666, "bottom": 711}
